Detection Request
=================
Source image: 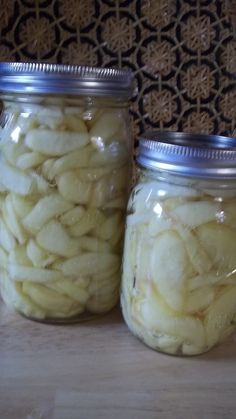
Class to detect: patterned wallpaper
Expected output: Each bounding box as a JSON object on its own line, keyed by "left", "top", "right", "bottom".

{"left": 0, "top": 0, "right": 236, "bottom": 139}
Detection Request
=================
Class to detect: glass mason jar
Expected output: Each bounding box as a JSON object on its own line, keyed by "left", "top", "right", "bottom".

{"left": 0, "top": 62, "right": 133, "bottom": 323}
{"left": 121, "top": 131, "right": 236, "bottom": 356}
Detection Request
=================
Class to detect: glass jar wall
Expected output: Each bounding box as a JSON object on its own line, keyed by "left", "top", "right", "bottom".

{"left": 121, "top": 132, "right": 236, "bottom": 356}
{"left": 0, "top": 63, "right": 133, "bottom": 322}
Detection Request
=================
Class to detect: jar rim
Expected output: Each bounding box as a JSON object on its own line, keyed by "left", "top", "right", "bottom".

{"left": 137, "top": 131, "right": 236, "bottom": 179}
{"left": 0, "top": 62, "right": 134, "bottom": 98}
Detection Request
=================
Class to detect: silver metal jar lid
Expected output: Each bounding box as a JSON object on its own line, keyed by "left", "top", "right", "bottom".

{"left": 0, "top": 62, "right": 133, "bottom": 97}
{"left": 137, "top": 131, "right": 236, "bottom": 179}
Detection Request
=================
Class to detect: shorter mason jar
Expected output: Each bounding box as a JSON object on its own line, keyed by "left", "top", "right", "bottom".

{"left": 121, "top": 131, "right": 236, "bottom": 356}
{"left": 0, "top": 62, "right": 133, "bottom": 323}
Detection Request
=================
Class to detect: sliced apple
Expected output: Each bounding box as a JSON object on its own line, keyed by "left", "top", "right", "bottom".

{"left": 204, "top": 286, "right": 236, "bottom": 347}
{"left": 36, "top": 219, "right": 80, "bottom": 258}
{"left": 176, "top": 225, "right": 212, "bottom": 275}
{"left": 150, "top": 230, "right": 189, "bottom": 311}
{"left": 185, "top": 286, "right": 215, "bottom": 314}
{"left": 25, "top": 129, "right": 89, "bottom": 156}
{"left": 22, "top": 193, "right": 73, "bottom": 233}
{"left": 140, "top": 288, "right": 206, "bottom": 348}
{"left": 196, "top": 222, "right": 236, "bottom": 271}
{"left": 170, "top": 200, "right": 220, "bottom": 228}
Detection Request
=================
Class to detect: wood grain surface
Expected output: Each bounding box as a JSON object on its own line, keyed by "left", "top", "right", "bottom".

{"left": 0, "top": 299, "right": 236, "bottom": 419}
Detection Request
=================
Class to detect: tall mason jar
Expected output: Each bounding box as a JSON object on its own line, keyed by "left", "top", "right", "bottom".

{"left": 0, "top": 62, "right": 133, "bottom": 322}
{"left": 121, "top": 131, "right": 236, "bottom": 356}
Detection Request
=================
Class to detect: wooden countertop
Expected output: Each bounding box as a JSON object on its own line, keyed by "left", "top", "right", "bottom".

{"left": 1, "top": 299, "right": 236, "bottom": 419}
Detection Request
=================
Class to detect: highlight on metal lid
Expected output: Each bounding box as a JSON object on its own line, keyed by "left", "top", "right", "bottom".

{"left": 0, "top": 61, "right": 133, "bottom": 97}
{"left": 137, "top": 131, "right": 236, "bottom": 179}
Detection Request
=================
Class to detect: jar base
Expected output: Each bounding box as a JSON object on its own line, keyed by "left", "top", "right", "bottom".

{"left": 18, "top": 305, "right": 118, "bottom": 325}
{"left": 121, "top": 303, "right": 213, "bottom": 357}
{"left": 138, "top": 333, "right": 214, "bottom": 357}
